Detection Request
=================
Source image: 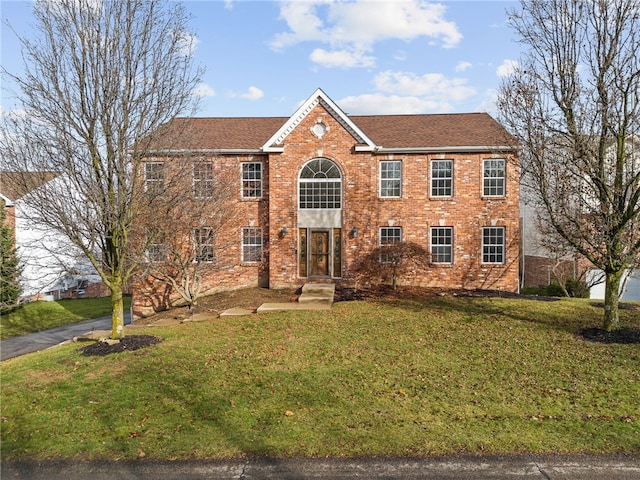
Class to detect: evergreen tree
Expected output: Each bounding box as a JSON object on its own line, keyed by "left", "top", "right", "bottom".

{"left": 0, "top": 200, "right": 22, "bottom": 312}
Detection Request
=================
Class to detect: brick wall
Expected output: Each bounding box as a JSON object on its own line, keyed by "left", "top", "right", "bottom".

{"left": 267, "top": 104, "right": 520, "bottom": 292}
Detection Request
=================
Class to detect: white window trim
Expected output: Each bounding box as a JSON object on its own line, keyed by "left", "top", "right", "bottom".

{"left": 481, "top": 226, "right": 505, "bottom": 264}
{"left": 241, "top": 227, "right": 263, "bottom": 263}
{"left": 379, "top": 160, "right": 402, "bottom": 198}
{"left": 482, "top": 159, "right": 506, "bottom": 197}
{"left": 241, "top": 162, "right": 263, "bottom": 199}
{"left": 193, "top": 162, "right": 214, "bottom": 199}
{"left": 431, "top": 159, "right": 453, "bottom": 198}
{"left": 298, "top": 158, "right": 342, "bottom": 209}
{"left": 194, "top": 227, "right": 215, "bottom": 263}
{"left": 430, "top": 226, "right": 453, "bottom": 264}
{"left": 144, "top": 161, "right": 164, "bottom": 193}
{"left": 379, "top": 226, "right": 402, "bottom": 263}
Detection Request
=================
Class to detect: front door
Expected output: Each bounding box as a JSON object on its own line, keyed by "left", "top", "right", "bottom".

{"left": 310, "top": 231, "right": 330, "bottom": 276}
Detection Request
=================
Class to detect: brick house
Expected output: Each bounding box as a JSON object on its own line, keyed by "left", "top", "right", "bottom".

{"left": 134, "top": 88, "right": 519, "bottom": 316}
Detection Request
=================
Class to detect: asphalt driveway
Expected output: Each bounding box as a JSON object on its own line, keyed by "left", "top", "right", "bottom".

{"left": 0, "top": 314, "right": 131, "bottom": 361}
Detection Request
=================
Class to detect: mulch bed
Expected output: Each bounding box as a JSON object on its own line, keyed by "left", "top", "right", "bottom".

{"left": 80, "top": 335, "right": 162, "bottom": 356}
{"left": 578, "top": 327, "right": 640, "bottom": 344}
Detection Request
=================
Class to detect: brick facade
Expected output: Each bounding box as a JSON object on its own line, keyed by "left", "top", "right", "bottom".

{"left": 133, "top": 89, "right": 519, "bottom": 317}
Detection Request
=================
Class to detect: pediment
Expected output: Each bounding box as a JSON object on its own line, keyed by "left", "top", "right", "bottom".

{"left": 262, "top": 88, "right": 377, "bottom": 152}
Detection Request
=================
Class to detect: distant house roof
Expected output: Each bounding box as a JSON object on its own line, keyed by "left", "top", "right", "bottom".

{"left": 0, "top": 171, "right": 59, "bottom": 203}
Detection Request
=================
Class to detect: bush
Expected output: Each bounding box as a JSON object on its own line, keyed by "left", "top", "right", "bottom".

{"left": 565, "top": 278, "right": 590, "bottom": 298}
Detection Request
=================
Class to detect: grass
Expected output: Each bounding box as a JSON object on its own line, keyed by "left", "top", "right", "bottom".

{"left": 1, "top": 295, "right": 639, "bottom": 460}
{"left": 0, "top": 296, "right": 132, "bottom": 339}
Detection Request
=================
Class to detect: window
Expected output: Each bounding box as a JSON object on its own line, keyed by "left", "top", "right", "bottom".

{"left": 483, "top": 159, "right": 506, "bottom": 196}
{"left": 242, "top": 227, "right": 263, "bottom": 263}
{"left": 242, "top": 162, "right": 263, "bottom": 198}
{"left": 380, "top": 161, "right": 401, "bottom": 197}
{"left": 144, "top": 161, "right": 164, "bottom": 193}
{"left": 431, "top": 160, "right": 453, "bottom": 197}
{"left": 194, "top": 227, "right": 215, "bottom": 262}
{"left": 146, "top": 242, "right": 166, "bottom": 263}
{"left": 193, "top": 162, "right": 214, "bottom": 198}
{"left": 299, "top": 158, "right": 342, "bottom": 209}
{"left": 482, "top": 227, "right": 505, "bottom": 264}
{"left": 431, "top": 227, "right": 453, "bottom": 263}
{"left": 379, "top": 227, "right": 402, "bottom": 263}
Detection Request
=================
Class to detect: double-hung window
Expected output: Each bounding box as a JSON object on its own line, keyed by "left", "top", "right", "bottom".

{"left": 431, "top": 227, "right": 453, "bottom": 263}
{"left": 242, "top": 162, "right": 263, "bottom": 198}
{"left": 194, "top": 227, "right": 215, "bottom": 262}
{"left": 146, "top": 242, "right": 166, "bottom": 263}
{"left": 482, "top": 227, "right": 505, "bottom": 264}
{"left": 483, "top": 159, "right": 506, "bottom": 196}
{"left": 379, "top": 227, "right": 402, "bottom": 263}
{"left": 144, "top": 161, "right": 164, "bottom": 194}
{"left": 242, "top": 227, "right": 263, "bottom": 263}
{"left": 431, "top": 160, "right": 453, "bottom": 197}
{"left": 193, "top": 162, "right": 214, "bottom": 198}
{"left": 380, "top": 161, "right": 401, "bottom": 197}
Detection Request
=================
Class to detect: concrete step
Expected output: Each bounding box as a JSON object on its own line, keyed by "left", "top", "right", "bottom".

{"left": 256, "top": 301, "right": 331, "bottom": 313}
{"left": 301, "top": 283, "right": 335, "bottom": 295}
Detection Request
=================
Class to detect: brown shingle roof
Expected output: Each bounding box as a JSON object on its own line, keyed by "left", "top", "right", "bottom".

{"left": 0, "top": 171, "right": 59, "bottom": 203}
{"left": 147, "top": 112, "right": 515, "bottom": 151}
{"left": 351, "top": 113, "right": 515, "bottom": 148}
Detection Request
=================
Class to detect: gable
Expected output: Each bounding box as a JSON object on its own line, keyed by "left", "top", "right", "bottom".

{"left": 262, "top": 88, "right": 377, "bottom": 153}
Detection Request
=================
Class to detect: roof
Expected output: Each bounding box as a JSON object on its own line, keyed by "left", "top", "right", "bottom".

{"left": 143, "top": 89, "right": 517, "bottom": 153}
{"left": 0, "top": 171, "right": 59, "bottom": 203}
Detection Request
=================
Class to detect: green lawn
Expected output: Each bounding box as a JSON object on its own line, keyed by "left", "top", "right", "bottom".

{"left": 1, "top": 296, "right": 132, "bottom": 339}
{"left": 1, "top": 295, "right": 639, "bottom": 460}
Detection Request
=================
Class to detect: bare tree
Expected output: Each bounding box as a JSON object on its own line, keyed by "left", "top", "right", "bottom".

{"left": 136, "top": 158, "right": 240, "bottom": 313}
{"left": 353, "top": 241, "right": 431, "bottom": 291}
{"left": 498, "top": 0, "right": 640, "bottom": 331}
{"left": 1, "top": 0, "right": 202, "bottom": 338}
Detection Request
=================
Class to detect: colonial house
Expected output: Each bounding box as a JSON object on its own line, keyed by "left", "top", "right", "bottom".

{"left": 133, "top": 88, "right": 519, "bottom": 316}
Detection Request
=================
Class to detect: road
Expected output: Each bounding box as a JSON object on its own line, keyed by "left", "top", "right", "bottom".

{"left": 2, "top": 454, "right": 640, "bottom": 479}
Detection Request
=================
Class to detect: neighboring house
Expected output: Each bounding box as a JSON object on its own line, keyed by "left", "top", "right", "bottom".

{"left": 134, "top": 88, "right": 519, "bottom": 316}
{"left": 0, "top": 171, "right": 105, "bottom": 300}
{"left": 519, "top": 137, "right": 640, "bottom": 300}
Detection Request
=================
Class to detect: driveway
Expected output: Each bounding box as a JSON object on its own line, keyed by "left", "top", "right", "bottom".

{"left": 0, "top": 314, "right": 131, "bottom": 361}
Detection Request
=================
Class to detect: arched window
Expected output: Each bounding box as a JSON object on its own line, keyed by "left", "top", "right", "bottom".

{"left": 299, "top": 158, "right": 342, "bottom": 209}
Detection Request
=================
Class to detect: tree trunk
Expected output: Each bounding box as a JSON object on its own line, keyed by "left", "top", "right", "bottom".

{"left": 110, "top": 279, "right": 125, "bottom": 340}
{"left": 603, "top": 269, "right": 623, "bottom": 332}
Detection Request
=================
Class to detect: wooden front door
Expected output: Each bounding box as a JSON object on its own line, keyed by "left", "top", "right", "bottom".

{"left": 310, "top": 231, "right": 330, "bottom": 276}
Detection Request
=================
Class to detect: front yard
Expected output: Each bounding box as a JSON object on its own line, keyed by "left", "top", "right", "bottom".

{"left": 1, "top": 291, "right": 639, "bottom": 460}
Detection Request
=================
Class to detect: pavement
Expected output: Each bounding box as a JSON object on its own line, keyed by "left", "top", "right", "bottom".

{"left": 0, "top": 313, "right": 132, "bottom": 361}
{"left": 2, "top": 309, "right": 640, "bottom": 479}
{"left": 2, "top": 454, "right": 640, "bottom": 479}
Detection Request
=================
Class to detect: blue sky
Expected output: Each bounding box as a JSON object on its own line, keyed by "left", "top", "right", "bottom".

{"left": 1, "top": 0, "right": 521, "bottom": 118}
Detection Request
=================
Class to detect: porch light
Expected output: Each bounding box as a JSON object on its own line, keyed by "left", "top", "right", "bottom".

{"left": 280, "top": 226, "right": 288, "bottom": 238}
{"left": 351, "top": 226, "right": 358, "bottom": 238}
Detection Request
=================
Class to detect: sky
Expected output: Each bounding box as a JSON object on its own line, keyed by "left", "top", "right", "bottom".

{"left": 1, "top": 0, "right": 522, "bottom": 118}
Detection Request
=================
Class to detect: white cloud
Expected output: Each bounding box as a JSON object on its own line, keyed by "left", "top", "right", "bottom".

{"left": 174, "top": 30, "right": 200, "bottom": 57}
{"left": 240, "top": 86, "right": 264, "bottom": 101}
{"left": 310, "top": 48, "right": 375, "bottom": 68}
{"left": 496, "top": 59, "right": 518, "bottom": 78}
{"left": 373, "top": 70, "right": 476, "bottom": 102}
{"left": 338, "top": 93, "right": 450, "bottom": 115}
{"left": 271, "top": 0, "right": 462, "bottom": 68}
{"left": 192, "top": 83, "right": 216, "bottom": 98}
{"left": 455, "top": 61, "right": 472, "bottom": 72}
